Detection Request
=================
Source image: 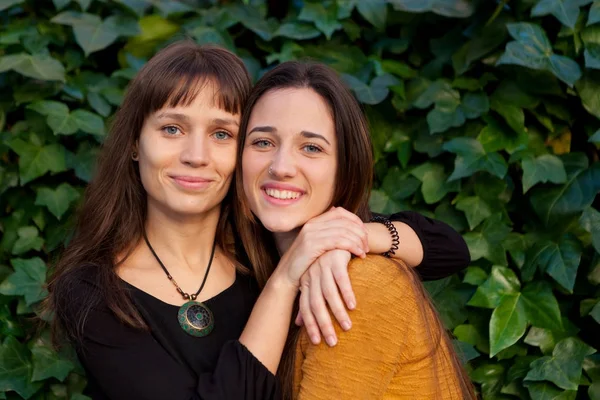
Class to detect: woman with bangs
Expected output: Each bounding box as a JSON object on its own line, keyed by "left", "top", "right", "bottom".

{"left": 234, "top": 61, "right": 477, "bottom": 399}
{"left": 47, "top": 41, "right": 470, "bottom": 400}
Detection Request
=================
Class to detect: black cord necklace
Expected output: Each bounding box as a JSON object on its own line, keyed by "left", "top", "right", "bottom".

{"left": 143, "top": 232, "right": 216, "bottom": 337}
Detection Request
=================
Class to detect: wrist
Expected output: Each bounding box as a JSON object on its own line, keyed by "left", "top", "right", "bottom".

{"left": 365, "top": 222, "right": 393, "bottom": 254}
{"left": 368, "top": 216, "right": 400, "bottom": 257}
{"left": 267, "top": 268, "right": 300, "bottom": 296}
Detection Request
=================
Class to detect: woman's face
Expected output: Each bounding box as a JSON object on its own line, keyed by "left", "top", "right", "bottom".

{"left": 242, "top": 87, "right": 337, "bottom": 233}
{"left": 137, "top": 82, "right": 239, "bottom": 219}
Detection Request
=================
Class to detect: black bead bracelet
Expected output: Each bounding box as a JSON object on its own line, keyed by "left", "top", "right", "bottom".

{"left": 370, "top": 215, "right": 400, "bottom": 258}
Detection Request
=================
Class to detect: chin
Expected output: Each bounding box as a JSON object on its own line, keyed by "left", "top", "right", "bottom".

{"left": 258, "top": 213, "right": 306, "bottom": 233}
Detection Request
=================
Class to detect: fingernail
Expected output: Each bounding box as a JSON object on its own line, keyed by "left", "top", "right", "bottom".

{"left": 341, "top": 321, "right": 351, "bottom": 330}
{"left": 348, "top": 300, "right": 356, "bottom": 310}
{"left": 326, "top": 335, "right": 337, "bottom": 346}
{"left": 311, "top": 335, "right": 321, "bottom": 344}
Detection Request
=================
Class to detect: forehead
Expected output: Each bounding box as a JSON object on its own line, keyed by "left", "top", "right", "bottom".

{"left": 249, "top": 88, "right": 334, "bottom": 134}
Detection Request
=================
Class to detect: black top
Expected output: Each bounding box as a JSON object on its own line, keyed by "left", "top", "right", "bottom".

{"left": 67, "top": 211, "right": 469, "bottom": 400}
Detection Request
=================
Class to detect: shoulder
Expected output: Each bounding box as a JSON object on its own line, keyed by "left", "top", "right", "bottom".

{"left": 347, "top": 255, "right": 417, "bottom": 295}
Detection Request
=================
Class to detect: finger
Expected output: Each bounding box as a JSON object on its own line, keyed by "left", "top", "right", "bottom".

{"left": 299, "top": 277, "right": 320, "bottom": 344}
{"left": 295, "top": 310, "right": 303, "bottom": 326}
{"left": 331, "top": 262, "right": 356, "bottom": 310}
{"left": 320, "top": 266, "right": 352, "bottom": 330}
{"left": 309, "top": 271, "right": 338, "bottom": 347}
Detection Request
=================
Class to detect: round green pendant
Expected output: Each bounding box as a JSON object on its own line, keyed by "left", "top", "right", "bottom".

{"left": 177, "top": 301, "right": 214, "bottom": 337}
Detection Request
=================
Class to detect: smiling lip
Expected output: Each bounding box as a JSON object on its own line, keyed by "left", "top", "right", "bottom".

{"left": 171, "top": 175, "right": 213, "bottom": 190}
{"left": 261, "top": 182, "right": 305, "bottom": 206}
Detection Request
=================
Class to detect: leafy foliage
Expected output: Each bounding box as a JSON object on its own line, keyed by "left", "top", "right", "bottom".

{"left": 0, "top": 0, "right": 599, "bottom": 398}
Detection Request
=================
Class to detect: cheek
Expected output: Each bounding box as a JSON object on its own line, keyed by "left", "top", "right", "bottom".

{"left": 241, "top": 149, "right": 267, "bottom": 191}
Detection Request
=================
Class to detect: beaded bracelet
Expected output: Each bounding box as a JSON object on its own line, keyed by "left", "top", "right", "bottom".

{"left": 370, "top": 215, "right": 400, "bottom": 258}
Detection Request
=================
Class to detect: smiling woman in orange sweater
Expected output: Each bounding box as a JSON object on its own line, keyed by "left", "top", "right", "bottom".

{"left": 234, "top": 60, "right": 476, "bottom": 399}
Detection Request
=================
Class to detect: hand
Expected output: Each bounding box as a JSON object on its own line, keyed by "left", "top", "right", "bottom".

{"left": 296, "top": 249, "right": 355, "bottom": 346}
{"left": 273, "top": 207, "right": 368, "bottom": 290}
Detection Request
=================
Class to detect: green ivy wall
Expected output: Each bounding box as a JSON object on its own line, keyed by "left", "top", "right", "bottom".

{"left": 0, "top": 0, "right": 599, "bottom": 399}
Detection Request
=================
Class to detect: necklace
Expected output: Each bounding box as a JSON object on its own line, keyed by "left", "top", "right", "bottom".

{"left": 143, "top": 233, "right": 216, "bottom": 337}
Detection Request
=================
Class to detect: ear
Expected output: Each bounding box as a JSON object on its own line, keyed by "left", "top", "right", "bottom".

{"left": 132, "top": 140, "right": 139, "bottom": 161}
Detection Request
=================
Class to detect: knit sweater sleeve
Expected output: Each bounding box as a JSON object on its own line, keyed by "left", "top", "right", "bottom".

{"left": 293, "top": 255, "right": 464, "bottom": 399}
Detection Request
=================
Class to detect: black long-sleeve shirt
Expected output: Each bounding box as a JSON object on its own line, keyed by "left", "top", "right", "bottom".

{"left": 67, "top": 211, "right": 470, "bottom": 399}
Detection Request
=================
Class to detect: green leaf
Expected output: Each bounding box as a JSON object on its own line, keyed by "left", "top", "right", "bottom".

{"left": 463, "top": 266, "right": 488, "bottom": 286}
{"left": 523, "top": 235, "right": 581, "bottom": 292}
{"left": 580, "top": 207, "right": 600, "bottom": 253}
{"left": 443, "top": 137, "right": 508, "bottom": 181}
{"left": 387, "top": 0, "right": 474, "bottom": 17}
{"left": 73, "top": 16, "right": 119, "bottom": 55}
{"left": 521, "top": 281, "right": 564, "bottom": 331}
{"left": 463, "top": 214, "right": 512, "bottom": 265}
{"left": 27, "top": 100, "right": 78, "bottom": 135}
{"left": 71, "top": 109, "right": 105, "bottom": 136}
{"left": 468, "top": 265, "right": 520, "bottom": 309}
{"left": 497, "top": 23, "right": 581, "bottom": 86}
{"left": 576, "top": 71, "right": 600, "bottom": 118}
{"left": 530, "top": 162, "right": 600, "bottom": 225}
{"left": 67, "top": 142, "right": 98, "bottom": 182}
{"left": 35, "top": 183, "right": 80, "bottom": 220}
{"left": 531, "top": 0, "right": 584, "bottom": 29}
{"left": 275, "top": 22, "right": 321, "bottom": 40}
{"left": 298, "top": 3, "right": 342, "bottom": 39}
{"left": 31, "top": 345, "right": 74, "bottom": 382}
{"left": 0, "top": 336, "right": 42, "bottom": 398}
{"left": 11, "top": 226, "right": 44, "bottom": 255}
{"left": 0, "top": 0, "right": 23, "bottom": 11}
{"left": 7, "top": 139, "right": 67, "bottom": 184}
{"left": 342, "top": 73, "right": 400, "bottom": 105}
{"left": 490, "top": 293, "right": 528, "bottom": 357}
{"left": 410, "top": 162, "right": 459, "bottom": 204}
{"left": 0, "top": 53, "right": 65, "bottom": 82}
{"left": 0, "top": 258, "right": 48, "bottom": 306}
{"left": 455, "top": 196, "right": 492, "bottom": 230}
{"left": 525, "top": 337, "right": 596, "bottom": 390}
{"left": 590, "top": 129, "right": 600, "bottom": 143}
{"left": 590, "top": 1, "right": 600, "bottom": 25}
{"left": 525, "top": 382, "right": 578, "bottom": 400}
{"left": 356, "top": 0, "right": 387, "bottom": 29}
{"left": 522, "top": 154, "right": 568, "bottom": 193}
{"left": 585, "top": 44, "right": 600, "bottom": 68}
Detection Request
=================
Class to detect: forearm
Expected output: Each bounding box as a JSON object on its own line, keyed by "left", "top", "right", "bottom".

{"left": 366, "top": 222, "right": 423, "bottom": 267}
{"left": 239, "top": 271, "right": 298, "bottom": 374}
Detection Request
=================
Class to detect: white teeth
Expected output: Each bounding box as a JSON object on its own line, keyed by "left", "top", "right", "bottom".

{"left": 265, "top": 188, "right": 301, "bottom": 200}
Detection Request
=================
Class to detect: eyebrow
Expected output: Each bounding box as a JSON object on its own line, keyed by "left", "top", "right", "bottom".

{"left": 211, "top": 118, "right": 239, "bottom": 127}
{"left": 155, "top": 112, "right": 190, "bottom": 123}
{"left": 247, "top": 126, "right": 331, "bottom": 145}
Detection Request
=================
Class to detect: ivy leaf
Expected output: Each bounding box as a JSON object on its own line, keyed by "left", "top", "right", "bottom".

{"left": 525, "top": 323, "right": 579, "bottom": 355}
{"left": 0, "top": 53, "right": 65, "bottom": 82}
{"left": 497, "top": 23, "right": 581, "bottom": 86}
{"left": 11, "top": 226, "right": 44, "bottom": 255}
{"left": 35, "top": 183, "right": 80, "bottom": 220}
{"left": 580, "top": 207, "right": 600, "bottom": 253}
{"left": 443, "top": 137, "right": 508, "bottom": 181}
{"left": 27, "top": 101, "right": 78, "bottom": 135}
{"left": 0, "top": 258, "right": 48, "bottom": 306}
{"left": 585, "top": 44, "right": 600, "bottom": 69}
{"left": 71, "top": 109, "right": 105, "bottom": 136}
{"left": 525, "top": 382, "right": 578, "bottom": 400}
{"left": 0, "top": 0, "right": 24, "bottom": 12}
{"left": 522, "top": 235, "right": 582, "bottom": 292}
{"left": 521, "top": 281, "right": 564, "bottom": 331}
{"left": 589, "top": 1, "right": 600, "bottom": 25}
{"left": 531, "top": 0, "right": 584, "bottom": 29}
{"left": 298, "top": 3, "right": 342, "bottom": 39}
{"left": 7, "top": 139, "right": 67, "bottom": 184}
{"left": 456, "top": 196, "right": 492, "bottom": 230}
{"left": 463, "top": 214, "right": 512, "bottom": 265}
{"left": 522, "top": 154, "right": 568, "bottom": 193}
{"left": 577, "top": 71, "right": 600, "bottom": 118}
{"left": 468, "top": 265, "right": 520, "bottom": 309}
{"left": 410, "top": 162, "right": 459, "bottom": 204}
{"left": 525, "top": 337, "right": 596, "bottom": 390}
{"left": 387, "top": 0, "right": 474, "bottom": 18}
{"left": 530, "top": 162, "right": 600, "bottom": 225}
{"left": 356, "top": 0, "right": 387, "bottom": 29}
{"left": 31, "top": 345, "right": 74, "bottom": 382}
{"left": 342, "top": 74, "right": 400, "bottom": 105}
{"left": 52, "top": 12, "right": 119, "bottom": 55}
{"left": 275, "top": 22, "right": 321, "bottom": 40}
{"left": 67, "top": 142, "right": 98, "bottom": 182}
{"left": 490, "top": 293, "right": 528, "bottom": 357}
{"left": 0, "top": 336, "right": 43, "bottom": 398}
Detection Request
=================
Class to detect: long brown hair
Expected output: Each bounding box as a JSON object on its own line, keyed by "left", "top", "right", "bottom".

{"left": 233, "top": 61, "right": 475, "bottom": 399}
{"left": 45, "top": 40, "right": 252, "bottom": 346}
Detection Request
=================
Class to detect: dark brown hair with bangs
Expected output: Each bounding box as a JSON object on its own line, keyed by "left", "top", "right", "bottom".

{"left": 45, "top": 40, "right": 252, "bottom": 346}
{"left": 233, "top": 61, "right": 476, "bottom": 399}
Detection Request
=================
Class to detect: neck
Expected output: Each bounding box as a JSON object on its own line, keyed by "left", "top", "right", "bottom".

{"left": 143, "top": 202, "right": 221, "bottom": 273}
{"left": 273, "top": 228, "right": 301, "bottom": 256}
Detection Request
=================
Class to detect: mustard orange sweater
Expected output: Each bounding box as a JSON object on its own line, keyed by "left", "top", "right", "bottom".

{"left": 293, "top": 255, "right": 465, "bottom": 399}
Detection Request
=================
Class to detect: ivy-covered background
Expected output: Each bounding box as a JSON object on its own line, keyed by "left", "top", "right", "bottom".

{"left": 0, "top": 0, "right": 599, "bottom": 398}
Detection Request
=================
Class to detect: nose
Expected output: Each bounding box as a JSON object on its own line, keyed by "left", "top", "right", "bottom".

{"left": 269, "top": 147, "right": 297, "bottom": 179}
{"left": 180, "top": 132, "right": 210, "bottom": 167}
